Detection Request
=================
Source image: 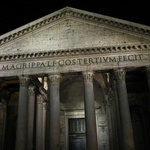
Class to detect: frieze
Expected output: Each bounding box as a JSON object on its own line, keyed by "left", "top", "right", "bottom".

{"left": 0, "top": 51, "right": 148, "bottom": 77}
{"left": 1, "top": 54, "right": 142, "bottom": 71}
{"left": 0, "top": 7, "right": 150, "bottom": 46}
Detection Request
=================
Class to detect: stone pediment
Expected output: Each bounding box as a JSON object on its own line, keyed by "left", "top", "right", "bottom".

{"left": 0, "top": 7, "right": 150, "bottom": 56}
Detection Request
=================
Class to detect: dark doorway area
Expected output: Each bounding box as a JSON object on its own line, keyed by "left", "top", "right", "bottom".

{"left": 68, "top": 118, "right": 86, "bottom": 150}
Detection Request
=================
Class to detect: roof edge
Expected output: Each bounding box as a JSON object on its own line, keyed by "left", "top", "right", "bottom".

{"left": 0, "top": 6, "right": 150, "bottom": 46}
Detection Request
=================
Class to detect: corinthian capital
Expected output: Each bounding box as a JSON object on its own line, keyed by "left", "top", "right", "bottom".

{"left": 48, "top": 74, "right": 61, "bottom": 84}
{"left": 19, "top": 75, "right": 30, "bottom": 87}
{"left": 113, "top": 68, "right": 126, "bottom": 80}
{"left": 43, "top": 101, "right": 47, "bottom": 110}
{"left": 28, "top": 85, "right": 36, "bottom": 96}
{"left": 37, "top": 94, "right": 44, "bottom": 104}
{"left": 82, "top": 71, "right": 94, "bottom": 82}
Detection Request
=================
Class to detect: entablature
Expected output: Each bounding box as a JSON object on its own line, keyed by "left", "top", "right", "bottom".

{"left": 0, "top": 45, "right": 149, "bottom": 77}
{"left": 0, "top": 44, "right": 149, "bottom": 62}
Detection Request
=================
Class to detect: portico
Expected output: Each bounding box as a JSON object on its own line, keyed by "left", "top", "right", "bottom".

{"left": 0, "top": 7, "right": 150, "bottom": 150}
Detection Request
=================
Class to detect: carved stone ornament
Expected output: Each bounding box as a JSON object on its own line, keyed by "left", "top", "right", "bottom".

{"left": 109, "top": 74, "right": 117, "bottom": 90}
{"left": 19, "top": 75, "right": 30, "bottom": 87}
{"left": 0, "top": 44, "right": 149, "bottom": 62}
{"left": 28, "top": 85, "right": 36, "bottom": 96}
{"left": 113, "top": 68, "right": 126, "bottom": 80}
{"left": 37, "top": 94, "right": 44, "bottom": 104}
{"left": 107, "top": 88, "right": 114, "bottom": 107}
{"left": 102, "top": 95, "right": 108, "bottom": 112}
{"left": 43, "top": 101, "right": 47, "bottom": 110}
{"left": 98, "top": 124, "right": 107, "bottom": 132}
{"left": 82, "top": 71, "right": 94, "bottom": 82}
{"left": 48, "top": 74, "right": 61, "bottom": 84}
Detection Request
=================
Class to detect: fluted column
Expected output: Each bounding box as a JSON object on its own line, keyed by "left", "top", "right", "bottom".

{"left": 145, "top": 66, "right": 150, "bottom": 110}
{"left": 36, "top": 94, "right": 44, "bottom": 150}
{"left": 82, "top": 71, "right": 98, "bottom": 150}
{"left": 114, "top": 68, "right": 135, "bottom": 150}
{"left": 48, "top": 74, "right": 61, "bottom": 150}
{"left": 27, "top": 85, "right": 36, "bottom": 150}
{"left": 16, "top": 75, "right": 30, "bottom": 150}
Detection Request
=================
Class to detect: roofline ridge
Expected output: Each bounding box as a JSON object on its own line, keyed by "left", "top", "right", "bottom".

{"left": 0, "top": 7, "right": 150, "bottom": 46}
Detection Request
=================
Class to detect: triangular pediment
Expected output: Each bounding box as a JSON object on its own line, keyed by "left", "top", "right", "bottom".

{"left": 0, "top": 7, "right": 150, "bottom": 55}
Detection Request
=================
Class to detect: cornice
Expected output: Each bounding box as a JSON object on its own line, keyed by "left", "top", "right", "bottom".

{"left": 0, "top": 7, "right": 150, "bottom": 46}
{"left": 0, "top": 44, "right": 149, "bottom": 62}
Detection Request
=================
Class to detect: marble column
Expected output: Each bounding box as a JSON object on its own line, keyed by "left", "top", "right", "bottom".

{"left": 42, "top": 101, "right": 47, "bottom": 150}
{"left": 48, "top": 74, "right": 61, "bottom": 150}
{"left": 112, "top": 77, "right": 121, "bottom": 150}
{"left": 107, "top": 102, "right": 114, "bottom": 150}
{"left": 108, "top": 75, "right": 121, "bottom": 150}
{"left": 114, "top": 68, "right": 135, "bottom": 150}
{"left": 36, "top": 94, "right": 44, "bottom": 150}
{"left": 145, "top": 66, "right": 150, "bottom": 110}
{"left": 82, "top": 71, "right": 98, "bottom": 150}
{"left": 106, "top": 89, "right": 116, "bottom": 150}
{"left": 16, "top": 75, "right": 30, "bottom": 150}
{"left": 27, "top": 85, "right": 36, "bottom": 150}
{"left": 0, "top": 99, "right": 7, "bottom": 150}
{"left": 45, "top": 102, "right": 49, "bottom": 150}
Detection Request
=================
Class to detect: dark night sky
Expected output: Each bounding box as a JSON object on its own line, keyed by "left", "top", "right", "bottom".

{"left": 0, "top": 1, "right": 150, "bottom": 36}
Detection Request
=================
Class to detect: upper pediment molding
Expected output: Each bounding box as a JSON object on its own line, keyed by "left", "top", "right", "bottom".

{"left": 0, "top": 44, "right": 149, "bottom": 62}
{"left": 0, "top": 7, "right": 150, "bottom": 46}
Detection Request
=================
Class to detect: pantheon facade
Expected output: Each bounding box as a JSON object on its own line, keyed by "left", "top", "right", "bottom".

{"left": 0, "top": 7, "right": 150, "bottom": 150}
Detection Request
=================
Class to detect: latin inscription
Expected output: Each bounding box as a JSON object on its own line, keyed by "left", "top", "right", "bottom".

{"left": 2, "top": 54, "right": 142, "bottom": 71}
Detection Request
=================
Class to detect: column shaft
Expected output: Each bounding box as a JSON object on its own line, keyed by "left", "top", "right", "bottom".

{"left": 42, "top": 102, "right": 47, "bottom": 150}
{"left": 48, "top": 74, "right": 61, "bottom": 150}
{"left": 114, "top": 68, "right": 135, "bottom": 150}
{"left": 0, "top": 99, "right": 6, "bottom": 150}
{"left": 16, "top": 76, "right": 30, "bottom": 150}
{"left": 107, "top": 104, "right": 114, "bottom": 149}
{"left": 145, "top": 66, "right": 150, "bottom": 111}
{"left": 112, "top": 76, "right": 121, "bottom": 149}
{"left": 27, "top": 85, "right": 36, "bottom": 150}
{"left": 82, "top": 71, "right": 98, "bottom": 150}
{"left": 112, "top": 99, "right": 119, "bottom": 150}
{"left": 36, "top": 94, "right": 44, "bottom": 150}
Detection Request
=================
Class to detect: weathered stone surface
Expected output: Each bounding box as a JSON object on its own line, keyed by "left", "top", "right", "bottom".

{"left": 1, "top": 19, "right": 150, "bottom": 55}
{"left": 0, "top": 7, "right": 150, "bottom": 150}
{"left": 1, "top": 7, "right": 150, "bottom": 57}
{"left": 0, "top": 8, "right": 149, "bottom": 77}
{"left": 0, "top": 52, "right": 149, "bottom": 77}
